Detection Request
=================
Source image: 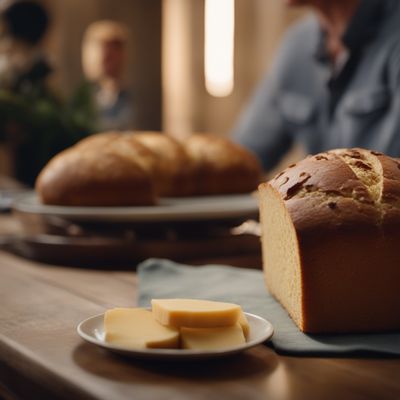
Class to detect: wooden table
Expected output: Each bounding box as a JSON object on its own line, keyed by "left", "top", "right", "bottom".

{"left": 1, "top": 214, "right": 400, "bottom": 400}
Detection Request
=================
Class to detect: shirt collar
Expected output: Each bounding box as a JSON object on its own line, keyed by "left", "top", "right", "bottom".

{"left": 314, "top": 0, "right": 390, "bottom": 63}
{"left": 342, "top": 0, "right": 385, "bottom": 51}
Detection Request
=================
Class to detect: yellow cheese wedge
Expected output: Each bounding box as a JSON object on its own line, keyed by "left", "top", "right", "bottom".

{"left": 104, "top": 308, "right": 179, "bottom": 349}
{"left": 180, "top": 324, "right": 245, "bottom": 350}
{"left": 151, "top": 298, "right": 242, "bottom": 328}
{"left": 238, "top": 311, "right": 250, "bottom": 339}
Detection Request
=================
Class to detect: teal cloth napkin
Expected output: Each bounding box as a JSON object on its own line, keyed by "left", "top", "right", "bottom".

{"left": 137, "top": 259, "right": 400, "bottom": 356}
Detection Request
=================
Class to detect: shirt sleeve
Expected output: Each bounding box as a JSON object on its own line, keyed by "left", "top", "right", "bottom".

{"left": 231, "top": 33, "right": 296, "bottom": 171}
{"left": 371, "top": 43, "right": 400, "bottom": 156}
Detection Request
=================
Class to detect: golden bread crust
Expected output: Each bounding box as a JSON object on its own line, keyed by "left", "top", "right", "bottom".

{"left": 133, "top": 131, "right": 194, "bottom": 196}
{"left": 36, "top": 134, "right": 156, "bottom": 206}
{"left": 36, "top": 131, "right": 263, "bottom": 206}
{"left": 183, "top": 133, "right": 262, "bottom": 195}
{"left": 261, "top": 148, "right": 400, "bottom": 333}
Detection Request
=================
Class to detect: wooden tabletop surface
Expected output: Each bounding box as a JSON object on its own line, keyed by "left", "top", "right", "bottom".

{"left": 1, "top": 213, "right": 400, "bottom": 400}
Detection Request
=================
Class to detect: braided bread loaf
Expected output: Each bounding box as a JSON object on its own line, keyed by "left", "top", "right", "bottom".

{"left": 36, "top": 131, "right": 262, "bottom": 206}
{"left": 259, "top": 148, "right": 400, "bottom": 334}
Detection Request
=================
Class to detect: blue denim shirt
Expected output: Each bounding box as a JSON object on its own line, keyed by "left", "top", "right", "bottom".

{"left": 232, "top": 0, "right": 400, "bottom": 170}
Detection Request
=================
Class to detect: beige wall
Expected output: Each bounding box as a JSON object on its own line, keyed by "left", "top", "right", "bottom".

{"left": 39, "top": 0, "right": 307, "bottom": 135}
{"left": 162, "top": 0, "right": 308, "bottom": 137}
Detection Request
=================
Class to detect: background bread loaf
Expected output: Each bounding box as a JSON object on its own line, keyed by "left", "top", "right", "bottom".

{"left": 259, "top": 148, "right": 400, "bottom": 333}
{"left": 36, "top": 131, "right": 262, "bottom": 206}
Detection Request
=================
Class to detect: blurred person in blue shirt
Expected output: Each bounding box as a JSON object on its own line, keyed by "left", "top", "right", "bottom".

{"left": 233, "top": 0, "right": 400, "bottom": 171}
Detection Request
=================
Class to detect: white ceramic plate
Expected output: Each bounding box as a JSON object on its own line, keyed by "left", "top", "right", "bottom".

{"left": 77, "top": 312, "right": 274, "bottom": 360}
{"left": 13, "top": 192, "right": 258, "bottom": 223}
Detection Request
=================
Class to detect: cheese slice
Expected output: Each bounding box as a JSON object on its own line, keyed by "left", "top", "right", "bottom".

{"left": 151, "top": 298, "right": 241, "bottom": 328}
{"left": 180, "top": 324, "right": 245, "bottom": 350}
{"left": 104, "top": 308, "right": 179, "bottom": 349}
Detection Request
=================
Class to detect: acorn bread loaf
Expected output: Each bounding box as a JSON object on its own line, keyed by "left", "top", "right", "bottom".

{"left": 259, "top": 148, "right": 400, "bottom": 334}
{"left": 36, "top": 131, "right": 262, "bottom": 206}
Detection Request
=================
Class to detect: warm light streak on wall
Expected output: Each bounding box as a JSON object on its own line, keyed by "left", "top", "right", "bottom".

{"left": 162, "top": 0, "right": 193, "bottom": 137}
{"left": 205, "top": 0, "right": 235, "bottom": 97}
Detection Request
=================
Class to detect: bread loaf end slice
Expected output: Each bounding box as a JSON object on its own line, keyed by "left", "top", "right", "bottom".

{"left": 259, "top": 182, "right": 304, "bottom": 330}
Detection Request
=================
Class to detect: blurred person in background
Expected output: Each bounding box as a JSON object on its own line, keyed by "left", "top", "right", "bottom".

{"left": 0, "top": 0, "right": 90, "bottom": 186}
{"left": 73, "top": 20, "right": 134, "bottom": 131}
{"left": 232, "top": 0, "right": 400, "bottom": 171}
{"left": 0, "top": 0, "right": 50, "bottom": 93}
